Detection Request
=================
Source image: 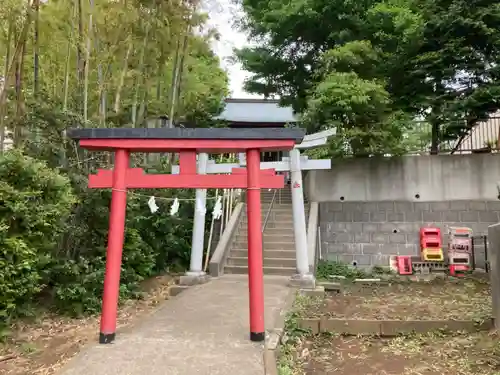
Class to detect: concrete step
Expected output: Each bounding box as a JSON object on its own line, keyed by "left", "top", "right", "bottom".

{"left": 235, "top": 232, "right": 295, "bottom": 240}
{"left": 249, "top": 217, "right": 309, "bottom": 225}
{"left": 259, "top": 191, "right": 292, "bottom": 195}
{"left": 236, "top": 210, "right": 298, "bottom": 218}
{"left": 262, "top": 222, "right": 295, "bottom": 230}
{"left": 226, "top": 257, "right": 296, "bottom": 268}
{"left": 241, "top": 213, "right": 301, "bottom": 222}
{"left": 260, "top": 196, "right": 293, "bottom": 201}
{"left": 224, "top": 265, "right": 296, "bottom": 276}
{"left": 244, "top": 208, "right": 308, "bottom": 215}
{"left": 230, "top": 249, "right": 296, "bottom": 258}
{"left": 233, "top": 235, "right": 296, "bottom": 244}
{"left": 264, "top": 241, "right": 296, "bottom": 250}
{"left": 259, "top": 203, "right": 294, "bottom": 209}
{"left": 262, "top": 228, "right": 296, "bottom": 236}
{"left": 237, "top": 222, "right": 295, "bottom": 231}
{"left": 233, "top": 241, "right": 295, "bottom": 250}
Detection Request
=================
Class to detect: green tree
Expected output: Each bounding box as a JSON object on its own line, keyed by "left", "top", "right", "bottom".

{"left": 394, "top": 0, "right": 500, "bottom": 153}
{"left": 236, "top": 0, "right": 500, "bottom": 155}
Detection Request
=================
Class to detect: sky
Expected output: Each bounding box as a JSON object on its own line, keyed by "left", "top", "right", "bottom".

{"left": 204, "top": 0, "right": 261, "bottom": 99}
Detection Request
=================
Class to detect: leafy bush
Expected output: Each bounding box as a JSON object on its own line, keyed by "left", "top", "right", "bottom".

{"left": 0, "top": 151, "right": 76, "bottom": 320}
{"left": 316, "top": 260, "right": 393, "bottom": 280}
{"left": 315, "top": 260, "right": 369, "bottom": 280}
{"left": 1, "top": 104, "right": 214, "bottom": 320}
{"left": 49, "top": 176, "right": 196, "bottom": 316}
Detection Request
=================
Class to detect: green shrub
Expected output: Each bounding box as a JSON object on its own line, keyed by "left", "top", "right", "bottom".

{"left": 49, "top": 180, "right": 195, "bottom": 316}
{"left": 315, "top": 260, "right": 369, "bottom": 280}
{"left": 0, "top": 151, "right": 76, "bottom": 320}
{"left": 2, "top": 109, "right": 202, "bottom": 319}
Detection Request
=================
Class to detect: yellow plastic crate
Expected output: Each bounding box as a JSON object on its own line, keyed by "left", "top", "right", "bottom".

{"left": 421, "top": 248, "right": 444, "bottom": 262}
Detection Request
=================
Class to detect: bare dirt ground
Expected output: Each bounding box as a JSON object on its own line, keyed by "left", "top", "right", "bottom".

{"left": 310, "top": 277, "right": 491, "bottom": 321}
{"left": 279, "top": 276, "right": 496, "bottom": 375}
{"left": 0, "top": 274, "right": 176, "bottom": 375}
{"left": 293, "top": 330, "right": 500, "bottom": 375}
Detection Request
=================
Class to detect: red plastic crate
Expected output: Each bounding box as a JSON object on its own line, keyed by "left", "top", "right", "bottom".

{"left": 396, "top": 256, "right": 413, "bottom": 275}
{"left": 449, "top": 264, "right": 469, "bottom": 277}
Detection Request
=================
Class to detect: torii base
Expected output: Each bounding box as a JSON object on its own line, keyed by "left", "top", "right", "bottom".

{"left": 179, "top": 272, "right": 211, "bottom": 286}
{"left": 288, "top": 273, "right": 316, "bottom": 289}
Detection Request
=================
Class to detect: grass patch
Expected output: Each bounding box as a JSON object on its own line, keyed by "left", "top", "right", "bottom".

{"left": 316, "top": 260, "right": 395, "bottom": 281}
{"left": 277, "top": 294, "right": 320, "bottom": 375}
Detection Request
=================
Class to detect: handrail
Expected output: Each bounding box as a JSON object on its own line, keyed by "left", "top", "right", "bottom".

{"left": 262, "top": 188, "right": 278, "bottom": 233}
{"left": 208, "top": 202, "right": 245, "bottom": 277}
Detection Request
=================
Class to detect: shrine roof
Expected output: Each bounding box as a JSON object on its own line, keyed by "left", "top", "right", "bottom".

{"left": 67, "top": 127, "right": 305, "bottom": 142}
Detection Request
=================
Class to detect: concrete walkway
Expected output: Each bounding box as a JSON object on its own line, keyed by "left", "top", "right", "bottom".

{"left": 60, "top": 275, "right": 291, "bottom": 375}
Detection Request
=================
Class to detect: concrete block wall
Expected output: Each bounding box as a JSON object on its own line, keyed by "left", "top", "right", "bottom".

{"left": 319, "top": 200, "right": 500, "bottom": 267}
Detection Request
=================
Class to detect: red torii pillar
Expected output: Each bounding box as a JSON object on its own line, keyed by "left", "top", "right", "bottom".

{"left": 67, "top": 127, "right": 305, "bottom": 344}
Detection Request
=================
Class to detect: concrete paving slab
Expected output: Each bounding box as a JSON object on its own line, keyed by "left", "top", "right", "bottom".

{"left": 59, "top": 275, "right": 291, "bottom": 375}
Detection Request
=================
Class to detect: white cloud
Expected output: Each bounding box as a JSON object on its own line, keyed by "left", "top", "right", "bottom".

{"left": 203, "top": 0, "right": 261, "bottom": 99}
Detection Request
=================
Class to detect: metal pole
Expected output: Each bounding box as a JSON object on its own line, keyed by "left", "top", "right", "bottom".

{"left": 246, "top": 148, "right": 265, "bottom": 342}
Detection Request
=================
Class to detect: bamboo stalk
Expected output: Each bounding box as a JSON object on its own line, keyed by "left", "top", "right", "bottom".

{"left": 0, "top": 3, "right": 36, "bottom": 151}
{"left": 132, "top": 28, "right": 150, "bottom": 126}
{"left": 0, "top": 20, "right": 13, "bottom": 152}
{"left": 33, "top": 0, "right": 40, "bottom": 95}
{"left": 114, "top": 41, "right": 132, "bottom": 113}
{"left": 83, "top": 0, "right": 94, "bottom": 123}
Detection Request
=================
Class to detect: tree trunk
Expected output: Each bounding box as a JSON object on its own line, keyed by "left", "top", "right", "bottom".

{"left": 63, "top": 42, "right": 72, "bottom": 111}
{"left": 33, "top": 0, "right": 40, "bottom": 96}
{"left": 167, "top": 36, "right": 182, "bottom": 128}
{"left": 63, "top": 1, "right": 77, "bottom": 112}
{"left": 131, "top": 29, "right": 150, "bottom": 127}
{"left": 0, "top": 7, "right": 35, "bottom": 151}
{"left": 14, "top": 40, "right": 27, "bottom": 146}
{"left": 83, "top": 0, "right": 94, "bottom": 123}
{"left": 430, "top": 121, "right": 439, "bottom": 155}
{"left": 430, "top": 79, "right": 444, "bottom": 155}
{"left": 174, "top": 31, "right": 190, "bottom": 115}
{"left": 0, "top": 20, "right": 14, "bottom": 152}
{"left": 114, "top": 41, "right": 132, "bottom": 113}
{"left": 76, "top": 0, "right": 84, "bottom": 113}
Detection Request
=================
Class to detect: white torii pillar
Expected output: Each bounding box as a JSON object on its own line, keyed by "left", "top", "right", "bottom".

{"left": 239, "top": 129, "right": 335, "bottom": 287}
{"left": 187, "top": 152, "right": 209, "bottom": 278}
{"left": 290, "top": 148, "right": 310, "bottom": 280}
{"left": 173, "top": 157, "right": 239, "bottom": 285}
{"left": 173, "top": 129, "right": 335, "bottom": 285}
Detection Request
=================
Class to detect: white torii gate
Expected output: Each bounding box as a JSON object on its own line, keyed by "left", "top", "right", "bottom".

{"left": 173, "top": 128, "right": 335, "bottom": 285}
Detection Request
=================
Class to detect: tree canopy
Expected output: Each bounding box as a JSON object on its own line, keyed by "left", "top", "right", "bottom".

{"left": 236, "top": 0, "right": 500, "bottom": 156}
{"left": 0, "top": 0, "right": 229, "bottom": 150}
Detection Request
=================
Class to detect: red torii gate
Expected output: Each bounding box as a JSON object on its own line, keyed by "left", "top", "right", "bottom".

{"left": 67, "top": 127, "right": 305, "bottom": 344}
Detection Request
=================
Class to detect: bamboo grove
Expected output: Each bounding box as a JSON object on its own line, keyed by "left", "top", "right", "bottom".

{"left": 0, "top": 0, "right": 229, "bottom": 152}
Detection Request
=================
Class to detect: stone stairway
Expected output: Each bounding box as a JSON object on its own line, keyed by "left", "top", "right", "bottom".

{"left": 224, "top": 187, "right": 304, "bottom": 276}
